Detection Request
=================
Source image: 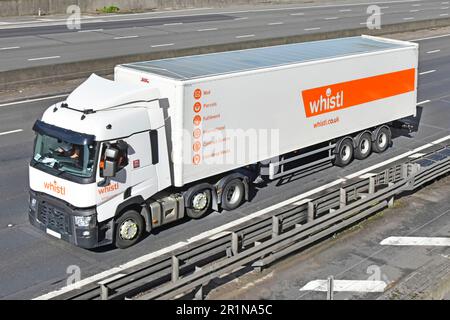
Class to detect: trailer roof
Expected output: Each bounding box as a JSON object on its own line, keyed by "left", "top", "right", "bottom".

{"left": 121, "top": 36, "right": 413, "bottom": 81}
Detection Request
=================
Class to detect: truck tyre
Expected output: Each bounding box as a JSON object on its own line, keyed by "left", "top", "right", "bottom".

{"left": 354, "top": 132, "right": 372, "bottom": 160}
{"left": 334, "top": 138, "right": 354, "bottom": 167}
{"left": 373, "top": 127, "right": 391, "bottom": 153}
{"left": 186, "top": 189, "right": 211, "bottom": 219}
{"left": 221, "top": 179, "right": 245, "bottom": 211}
{"left": 115, "top": 210, "right": 144, "bottom": 249}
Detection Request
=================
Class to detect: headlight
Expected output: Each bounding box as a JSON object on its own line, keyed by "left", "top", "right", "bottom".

{"left": 74, "top": 215, "right": 93, "bottom": 227}
{"left": 30, "top": 197, "right": 37, "bottom": 211}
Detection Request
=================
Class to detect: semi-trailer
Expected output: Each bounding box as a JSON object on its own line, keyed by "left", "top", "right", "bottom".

{"left": 28, "top": 35, "right": 418, "bottom": 248}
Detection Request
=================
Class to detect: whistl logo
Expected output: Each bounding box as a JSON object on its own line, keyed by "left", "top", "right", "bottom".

{"left": 308, "top": 88, "right": 344, "bottom": 116}
{"left": 302, "top": 68, "right": 416, "bottom": 118}
{"left": 98, "top": 182, "right": 119, "bottom": 195}
{"left": 44, "top": 181, "right": 66, "bottom": 196}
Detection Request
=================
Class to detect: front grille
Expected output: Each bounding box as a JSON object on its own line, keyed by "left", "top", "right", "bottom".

{"left": 37, "top": 202, "right": 71, "bottom": 234}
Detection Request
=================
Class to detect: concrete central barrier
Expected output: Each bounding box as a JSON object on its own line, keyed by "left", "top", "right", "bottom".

{"left": 1, "top": 18, "right": 450, "bottom": 91}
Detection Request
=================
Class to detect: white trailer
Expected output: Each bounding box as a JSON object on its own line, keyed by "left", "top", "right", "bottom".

{"left": 28, "top": 35, "right": 418, "bottom": 248}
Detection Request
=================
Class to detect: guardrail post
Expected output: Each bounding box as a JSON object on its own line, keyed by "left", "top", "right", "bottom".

{"left": 339, "top": 188, "right": 346, "bottom": 209}
{"left": 232, "top": 232, "right": 240, "bottom": 256}
{"left": 326, "top": 276, "right": 334, "bottom": 300}
{"left": 308, "top": 202, "right": 315, "bottom": 222}
{"left": 272, "top": 216, "right": 280, "bottom": 238}
{"left": 401, "top": 163, "right": 409, "bottom": 179}
{"left": 171, "top": 255, "right": 179, "bottom": 283}
{"left": 369, "top": 177, "right": 375, "bottom": 194}
{"left": 388, "top": 182, "right": 395, "bottom": 208}
{"left": 100, "top": 283, "right": 110, "bottom": 300}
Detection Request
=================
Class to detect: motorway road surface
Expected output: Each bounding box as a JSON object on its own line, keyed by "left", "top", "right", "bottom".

{"left": 0, "top": 0, "right": 449, "bottom": 71}
{"left": 0, "top": 34, "right": 449, "bottom": 299}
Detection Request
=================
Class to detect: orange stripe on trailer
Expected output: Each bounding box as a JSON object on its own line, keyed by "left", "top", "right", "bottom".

{"left": 302, "top": 68, "right": 416, "bottom": 118}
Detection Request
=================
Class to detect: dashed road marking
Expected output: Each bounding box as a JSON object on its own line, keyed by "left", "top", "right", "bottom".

{"left": 27, "top": 56, "right": 60, "bottom": 61}
{"left": 0, "top": 129, "right": 23, "bottom": 136}
{"left": 381, "top": 236, "right": 450, "bottom": 246}
{"left": 300, "top": 280, "right": 387, "bottom": 292}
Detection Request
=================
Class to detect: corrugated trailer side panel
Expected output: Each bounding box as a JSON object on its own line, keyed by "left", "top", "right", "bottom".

{"left": 180, "top": 46, "right": 418, "bottom": 185}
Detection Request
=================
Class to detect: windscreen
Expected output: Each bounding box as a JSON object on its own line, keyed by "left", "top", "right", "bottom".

{"left": 33, "top": 133, "right": 96, "bottom": 178}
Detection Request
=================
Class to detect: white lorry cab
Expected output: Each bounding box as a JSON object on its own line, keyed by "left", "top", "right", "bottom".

{"left": 28, "top": 36, "right": 419, "bottom": 249}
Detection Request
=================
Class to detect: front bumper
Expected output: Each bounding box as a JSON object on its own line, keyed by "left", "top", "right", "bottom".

{"left": 28, "top": 190, "right": 109, "bottom": 249}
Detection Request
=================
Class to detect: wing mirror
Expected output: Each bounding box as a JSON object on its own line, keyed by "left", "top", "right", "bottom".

{"left": 102, "top": 147, "right": 119, "bottom": 178}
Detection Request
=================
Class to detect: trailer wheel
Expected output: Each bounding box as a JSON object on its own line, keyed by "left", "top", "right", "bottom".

{"left": 334, "top": 138, "right": 354, "bottom": 167}
{"left": 186, "top": 189, "right": 211, "bottom": 219}
{"left": 373, "top": 127, "right": 391, "bottom": 153}
{"left": 115, "top": 210, "right": 144, "bottom": 249}
{"left": 355, "top": 132, "right": 372, "bottom": 160}
{"left": 221, "top": 179, "right": 245, "bottom": 211}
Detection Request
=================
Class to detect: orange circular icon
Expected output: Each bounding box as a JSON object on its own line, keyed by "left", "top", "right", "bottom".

{"left": 193, "top": 115, "right": 202, "bottom": 126}
{"left": 193, "top": 154, "right": 201, "bottom": 165}
{"left": 193, "top": 102, "right": 202, "bottom": 113}
{"left": 193, "top": 141, "right": 201, "bottom": 152}
{"left": 194, "top": 89, "right": 202, "bottom": 100}
{"left": 193, "top": 128, "right": 201, "bottom": 139}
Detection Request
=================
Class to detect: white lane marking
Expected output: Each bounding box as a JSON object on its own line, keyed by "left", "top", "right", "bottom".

{"left": 325, "top": 17, "right": 339, "bottom": 20}
{"left": 0, "top": 22, "right": 11, "bottom": 25}
{"left": 0, "top": 129, "right": 23, "bottom": 136}
{"left": 410, "top": 9, "right": 420, "bottom": 12}
{"left": 236, "top": 34, "right": 255, "bottom": 38}
{"left": 426, "top": 49, "right": 441, "bottom": 54}
{"left": 443, "top": 2, "right": 450, "bottom": 4}
{"left": 0, "top": 94, "right": 68, "bottom": 108}
{"left": 234, "top": 17, "right": 248, "bottom": 20}
{"left": 360, "top": 22, "right": 368, "bottom": 25}
{"left": 35, "top": 132, "right": 450, "bottom": 300}
{"left": 151, "top": 43, "right": 174, "bottom": 48}
{"left": 268, "top": 22, "right": 284, "bottom": 25}
{"left": 412, "top": 3, "right": 421, "bottom": 6}
{"left": 339, "top": 9, "right": 352, "bottom": 12}
{"left": 403, "top": 17, "right": 415, "bottom": 20}
{"left": 380, "top": 6, "right": 390, "bottom": 9}
{"left": 381, "top": 237, "right": 450, "bottom": 246}
{"left": 0, "top": 46, "right": 20, "bottom": 50}
{"left": 440, "top": 13, "right": 449, "bottom": 16}
{"left": 197, "top": 28, "right": 218, "bottom": 32}
{"left": 300, "top": 280, "right": 387, "bottom": 292}
{"left": 304, "top": 27, "right": 321, "bottom": 31}
{"left": 441, "top": 6, "right": 450, "bottom": 9}
{"left": 27, "top": 56, "right": 60, "bottom": 61}
{"left": 78, "top": 29, "right": 103, "bottom": 33}
{"left": 359, "top": 173, "right": 376, "bottom": 179}
{"left": 290, "top": 12, "right": 305, "bottom": 16}
{"left": 346, "top": 133, "right": 450, "bottom": 180}
{"left": 163, "top": 22, "right": 183, "bottom": 26}
{"left": 33, "top": 241, "right": 188, "bottom": 300}
{"left": 419, "top": 70, "right": 436, "bottom": 75}
{"left": 113, "top": 35, "right": 138, "bottom": 40}
{"left": 417, "top": 100, "right": 431, "bottom": 105}
{"left": 408, "top": 153, "right": 425, "bottom": 159}
{"left": 411, "top": 33, "right": 450, "bottom": 41}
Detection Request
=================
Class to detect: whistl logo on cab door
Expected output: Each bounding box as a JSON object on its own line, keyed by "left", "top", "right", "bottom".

{"left": 44, "top": 181, "right": 66, "bottom": 196}
{"left": 98, "top": 182, "right": 119, "bottom": 195}
{"left": 302, "top": 69, "right": 416, "bottom": 118}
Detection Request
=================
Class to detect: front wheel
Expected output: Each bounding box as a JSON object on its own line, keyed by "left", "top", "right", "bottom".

{"left": 115, "top": 210, "right": 144, "bottom": 249}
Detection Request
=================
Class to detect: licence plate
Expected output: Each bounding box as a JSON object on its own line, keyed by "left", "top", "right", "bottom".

{"left": 46, "top": 228, "right": 61, "bottom": 239}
